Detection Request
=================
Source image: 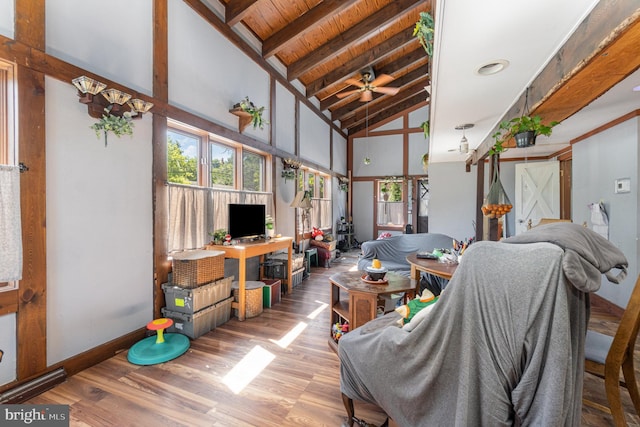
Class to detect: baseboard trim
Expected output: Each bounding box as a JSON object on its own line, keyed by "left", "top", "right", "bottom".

{"left": 0, "top": 367, "right": 66, "bottom": 403}
{"left": 0, "top": 327, "right": 145, "bottom": 400}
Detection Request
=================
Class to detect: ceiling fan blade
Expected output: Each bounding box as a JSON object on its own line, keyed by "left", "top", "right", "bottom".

{"left": 336, "top": 89, "right": 362, "bottom": 99}
{"left": 372, "top": 86, "right": 400, "bottom": 95}
{"left": 360, "top": 90, "right": 373, "bottom": 102}
{"left": 369, "top": 73, "right": 395, "bottom": 87}
{"left": 344, "top": 78, "right": 365, "bottom": 88}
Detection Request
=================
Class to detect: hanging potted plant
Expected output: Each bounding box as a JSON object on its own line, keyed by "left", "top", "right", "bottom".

{"left": 413, "top": 12, "right": 435, "bottom": 57}
{"left": 90, "top": 107, "right": 134, "bottom": 147}
{"left": 493, "top": 115, "right": 559, "bottom": 148}
{"left": 420, "top": 120, "right": 430, "bottom": 138}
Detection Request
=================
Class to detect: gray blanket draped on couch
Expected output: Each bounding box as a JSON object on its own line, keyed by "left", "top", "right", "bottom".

{"left": 339, "top": 223, "right": 628, "bottom": 426}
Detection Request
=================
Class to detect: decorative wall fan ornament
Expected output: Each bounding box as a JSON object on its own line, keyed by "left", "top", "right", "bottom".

{"left": 336, "top": 68, "right": 400, "bottom": 102}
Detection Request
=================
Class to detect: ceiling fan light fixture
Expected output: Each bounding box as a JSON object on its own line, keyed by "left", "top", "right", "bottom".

{"left": 476, "top": 60, "right": 509, "bottom": 76}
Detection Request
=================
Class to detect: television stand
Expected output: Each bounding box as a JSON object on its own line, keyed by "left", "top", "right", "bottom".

{"left": 204, "top": 236, "right": 293, "bottom": 321}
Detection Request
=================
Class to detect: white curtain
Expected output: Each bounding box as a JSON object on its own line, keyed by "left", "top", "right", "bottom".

{"left": 168, "top": 184, "right": 273, "bottom": 252}
{"left": 0, "top": 165, "right": 22, "bottom": 281}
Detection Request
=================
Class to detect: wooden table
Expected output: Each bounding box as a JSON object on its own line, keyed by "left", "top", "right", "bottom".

{"left": 328, "top": 271, "right": 416, "bottom": 353}
{"left": 205, "top": 237, "right": 293, "bottom": 321}
{"left": 406, "top": 253, "right": 457, "bottom": 282}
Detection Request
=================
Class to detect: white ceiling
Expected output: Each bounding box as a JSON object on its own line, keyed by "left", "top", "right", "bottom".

{"left": 429, "top": 0, "right": 640, "bottom": 163}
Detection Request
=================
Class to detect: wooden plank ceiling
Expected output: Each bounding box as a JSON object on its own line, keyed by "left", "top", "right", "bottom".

{"left": 217, "top": 0, "right": 431, "bottom": 136}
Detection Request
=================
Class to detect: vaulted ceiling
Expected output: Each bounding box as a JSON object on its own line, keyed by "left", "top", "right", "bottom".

{"left": 207, "top": 0, "right": 432, "bottom": 136}
{"left": 198, "top": 0, "right": 640, "bottom": 164}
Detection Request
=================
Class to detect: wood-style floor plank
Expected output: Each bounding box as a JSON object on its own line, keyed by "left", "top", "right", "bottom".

{"left": 26, "top": 251, "right": 640, "bottom": 426}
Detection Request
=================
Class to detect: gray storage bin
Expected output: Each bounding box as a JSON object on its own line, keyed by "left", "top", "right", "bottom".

{"left": 162, "top": 296, "right": 233, "bottom": 339}
{"left": 162, "top": 276, "right": 233, "bottom": 314}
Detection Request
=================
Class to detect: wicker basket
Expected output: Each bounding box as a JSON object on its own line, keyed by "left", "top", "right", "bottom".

{"left": 310, "top": 239, "right": 337, "bottom": 251}
{"left": 172, "top": 249, "right": 225, "bottom": 288}
{"left": 232, "top": 281, "right": 264, "bottom": 318}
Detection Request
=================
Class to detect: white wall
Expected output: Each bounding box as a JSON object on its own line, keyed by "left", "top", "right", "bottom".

{"left": 572, "top": 117, "right": 639, "bottom": 307}
{"left": 275, "top": 82, "right": 296, "bottom": 153}
{"left": 353, "top": 181, "right": 375, "bottom": 242}
{"left": 428, "top": 161, "right": 478, "bottom": 240}
{"left": 332, "top": 130, "right": 347, "bottom": 176}
{"left": 168, "top": 1, "right": 270, "bottom": 142}
{"left": 0, "top": 314, "right": 16, "bottom": 384}
{"left": 299, "top": 102, "right": 331, "bottom": 169}
{"left": 0, "top": 0, "right": 13, "bottom": 39}
{"left": 45, "top": 77, "right": 153, "bottom": 364}
{"left": 46, "top": 0, "right": 153, "bottom": 95}
{"left": 408, "top": 132, "right": 429, "bottom": 176}
{"left": 352, "top": 134, "right": 403, "bottom": 177}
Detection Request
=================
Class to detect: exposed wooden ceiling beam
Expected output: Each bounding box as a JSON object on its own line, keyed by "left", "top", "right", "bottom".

{"left": 262, "top": 0, "right": 359, "bottom": 58}
{"left": 225, "top": 0, "right": 259, "bottom": 26}
{"left": 349, "top": 93, "right": 428, "bottom": 135}
{"left": 307, "top": 27, "right": 419, "bottom": 99}
{"left": 468, "top": 4, "right": 640, "bottom": 166}
{"left": 330, "top": 65, "right": 429, "bottom": 120}
{"left": 341, "top": 76, "right": 429, "bottom": 130}
{"left": 287, "top": 0, "right": 422, "bottom": 81}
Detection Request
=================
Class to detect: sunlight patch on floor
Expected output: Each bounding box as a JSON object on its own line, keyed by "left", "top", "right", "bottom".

{"left": 270, "top": 321, "right": 308, "bottom": 348}
{"left": 348, "top": 265, "right": 359, "bottom": 272}
{"left": 222, "top": 345, "right": 275, "bottom": 394}
{"left": 307, "top": 301, "right": 328, "bottom": 319}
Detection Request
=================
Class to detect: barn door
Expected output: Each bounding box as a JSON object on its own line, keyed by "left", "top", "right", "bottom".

{"left": 515, "top": 161, "right": 560, "bottom": 234}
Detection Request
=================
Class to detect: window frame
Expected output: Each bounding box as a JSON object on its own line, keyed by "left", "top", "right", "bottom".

{"left": 167, "top": 119, "right": 271, "bottom": 192}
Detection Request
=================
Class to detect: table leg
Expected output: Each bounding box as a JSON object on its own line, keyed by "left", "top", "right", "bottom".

{"left": 238, "top": 256, "right": 246, "bottom": 321}
{"left": 286, "top": 243, "right": 293, "bottom": 294}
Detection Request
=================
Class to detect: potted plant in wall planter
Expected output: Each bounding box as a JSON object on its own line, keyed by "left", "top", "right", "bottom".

{"left": 90, "top": 106, "right": 134, "bottom": 147}
{"left": 230, "top": 96, "right": 268, "bottom": 132}
{"left": 494, "top": 115, "right": 559, "bottom": 148}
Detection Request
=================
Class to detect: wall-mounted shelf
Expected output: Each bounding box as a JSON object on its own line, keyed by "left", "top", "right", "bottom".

{"left": 229, "top": 108, "right": 252, "bottom": 133}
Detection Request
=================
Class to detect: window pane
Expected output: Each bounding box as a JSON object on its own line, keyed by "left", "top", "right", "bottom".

{"left": 319, "top": 176, "right": 325, "bottom": 198}
{"left": 307, "top": 173, "right": 315, "bottom": 196}
{"left": 242, "top": 151, "right": 264, "bottom": 191}
{"left": 167, "top": 129, "right": 199, "bottom": 185}
{"left": 210, "top": 142, "right": 235, "bottom": 188}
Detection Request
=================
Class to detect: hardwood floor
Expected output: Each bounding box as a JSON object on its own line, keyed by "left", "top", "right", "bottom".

{"left": 27, "top": 251, "right": 640, "bottom": 426}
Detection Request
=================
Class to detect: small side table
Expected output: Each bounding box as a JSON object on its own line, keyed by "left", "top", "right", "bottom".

{"left": 305, "top": 248, "right": 318, "bottom": 273}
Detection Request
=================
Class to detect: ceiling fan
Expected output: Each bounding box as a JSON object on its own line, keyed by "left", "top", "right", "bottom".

{"left": 336, "top": 68, "right": 400, "bottom": 102}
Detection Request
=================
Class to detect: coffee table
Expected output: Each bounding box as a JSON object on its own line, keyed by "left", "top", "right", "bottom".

{"left": 328, "top": 270, "right": 416, "bottom": 353}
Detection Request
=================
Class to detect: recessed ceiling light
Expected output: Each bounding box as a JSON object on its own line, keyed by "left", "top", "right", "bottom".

{"left": 476, "top": 60, "right": 509, "bottom": 76}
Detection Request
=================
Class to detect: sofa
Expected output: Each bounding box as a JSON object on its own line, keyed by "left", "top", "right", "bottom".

{"left": 357, "top": 233, "right": 454, "bottom": 273}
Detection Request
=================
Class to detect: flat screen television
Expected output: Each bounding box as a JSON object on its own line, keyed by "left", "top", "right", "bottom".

{"left": 228, "top": 203, "right": 266, "bottom": 240}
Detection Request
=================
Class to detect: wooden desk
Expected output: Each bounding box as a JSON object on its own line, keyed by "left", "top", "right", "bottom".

{"left": 205, "top": 237, "right": 293, "bottom": 321}
{"left": 406, "top": 253, "right": 457, "bottom": 282}
{"left": 328, "top": 271, "right": 416, "bottom": 353}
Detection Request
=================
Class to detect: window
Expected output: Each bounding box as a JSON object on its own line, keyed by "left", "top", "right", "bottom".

{"left": 167, "top": 120, "right": 270, "bottom": 191}
{"left": 294, "top": 167, "right": 332, "bottom": 234}
{"left": 1, "top": 59, "right": 17, "bottom": 290}
{"left": 210, "top": 142, "right": 234, "bottom": 188}
{"left": 242, "top": 150, "right": 264, "bottom": 191}
{"left": 378, "top": 178, "right": 405, "bottom": 226}
{"left": 167, "top": 129, "right": 199, "bottom": 185}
